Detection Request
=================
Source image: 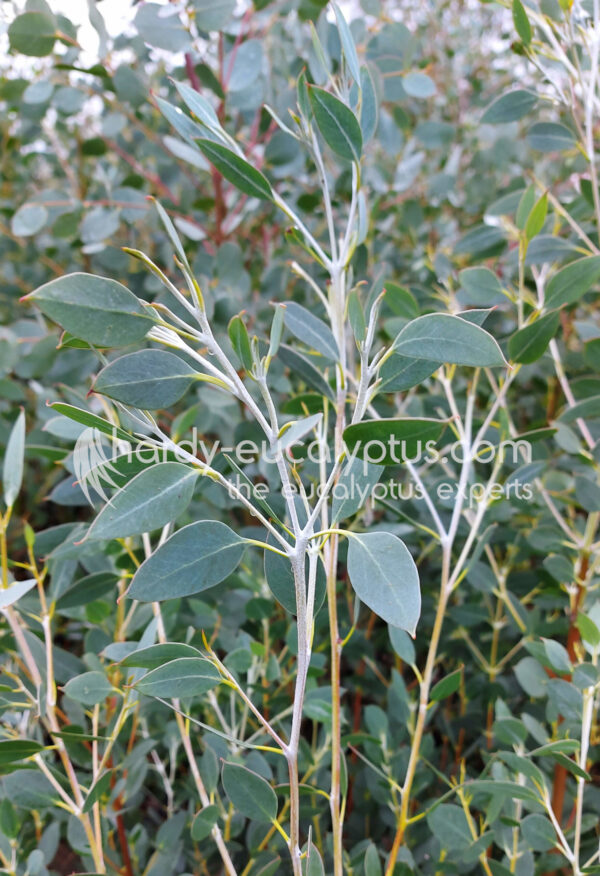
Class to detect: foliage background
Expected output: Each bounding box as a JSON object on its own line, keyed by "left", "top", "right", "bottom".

{"left": 1, "top": 1, "right": 600, "bottom": 875}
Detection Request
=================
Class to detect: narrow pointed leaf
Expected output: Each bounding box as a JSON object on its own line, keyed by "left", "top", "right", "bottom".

{"left": 558, "top": 394, "right": 600, "bottom": 423}
{"left": 228, "top": 316, "right": 254, "bottom": 371}
{"left": 196, "top": 139, "right": 273, "bottom": 200}
{"left": 3, "top": 409, "right": 25, "bottom": 508}
{"left": 545, "top": 256, "right": 600, "bottom": 308}
{"left": 278, "top": 345, "right": 335, "bottom": 401}
{"left": 0, "top": 740, "right": 46, "bottom": 765}
{"left": 508, "top": 311, "right": 559, "bottom": 364}
{"left": 120, "top": 643, "right": 203, "bottom": 670}
{"left": 512, "top": 0, "right": 532, "bottom": 44}
{"left": 430, "top": 666, "right": 463, "bottom": 702}
{"left": 173, "top": 80, "right": 221, "bottom": 131}
{"left": 49, "top": 404, "right": 132, "bottom": 443}
{"left": 524, "top": 192, "right": 547, "bottom": 240}
{"left": 308, "top": 86, "right": 362, "bottom": 163}
{"left": 264, "top": 539, "right": 326, "bottom": 615}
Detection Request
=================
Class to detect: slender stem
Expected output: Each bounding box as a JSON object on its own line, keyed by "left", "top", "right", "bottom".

{"left": 385, "top": 545, "right": 452, "bottom": 875}
{"left": 0, "top": 512, "right": 10, "bottom": 588}
{"left": 584, "top": 0, "right": 600, "bottom": 233}
{"left": 327, "top": 255, "right": 350, "bottom": 876}
{"left": 286, "top": 544, "right": 311, "bottom": 876}
{"left": 151, "top": 601, "right": 238, "bottom": 876}
{"left": 548, "top": 339, "right": 595, "bottom": 450}
{"left": 92, "top": 705, "right": 105, "bottom": 873}
{"left": 573, "top": 685, "right": 595, "bottom": 870}
{"left": 311, "top": 130, "right": 338, "bottom": 264}
{"left": 386, "top": 379, "right": 475, "bottom": 874}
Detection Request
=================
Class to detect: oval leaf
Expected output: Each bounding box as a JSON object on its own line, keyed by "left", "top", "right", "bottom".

{"left": 134, "top": 657, "right": 221, "bottom": 698}
{"left": 191, "top": 805, "right": 220, "bottom": 841}
{"left": 545, "top": 256, "right": 600, "bottom": 309}
{"left": 430, "top": 666, "right": 463, "bottom": 702}
{"left": 394, "top": 313, "right": 506, "bottom": 367}
{"left": 346, "top": 531, "right": 421, "bottom": 634}
{"left": 283, "top": 302, "right": 339, "bottom": 359}
{"left": 63, "top": 671, "right": 113, "bottom": 706}
{"left": 8, "top": 12, "right": 56, "bottom": 57}
{"left": 527, "top": 122, "right": 576, "bottom": 152}
{"left": 126, "top": 520, "right": 246, "bottom": 601}
{"left": 222, "top": 761, "right": 277, "bottom": 822}
{"left": 94, "top": 350, "right": 198, "bottom": 409}
{"left": 25, "top": 273, "right": 154, "bottom": 347}
{"left": 88, "top": 462, "right": 198, "bottom": 541}
{"left": 481, "top": 89, "right": 537, "bottom": 124}
{"left": 379, "top": 354, "right": 440, "bottom": 392}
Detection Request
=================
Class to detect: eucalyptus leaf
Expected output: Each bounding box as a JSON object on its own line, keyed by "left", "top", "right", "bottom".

{"left": 94, "top": 350, "right": 198, "bottom": 409}
{"left": 346, "top": 531, "right": 421, "bottom": 634}
{"left": 481, "top": 89, "right": 537, "bottom": 124}
{"left": 393, "top": 313, "right": 506, "bottom": 367}
{"left": 379, "top": 354, "right": 440, "bottom": 391}
{"left": 11, "top": 203, "right": 48, "bottom": 237}
{"left": 508, "top": 311, "right": 560, "bottom": 364}
{"left": 343, "top": 418, "right": 446, "bottom": 465}
{"left": 196, "top": 140, "right": 273, "bottom": 200}
{"left": 8, "top": 12, "right": 57, "bottom": 56}
{"left": 527, "top": 122, "right": 576, "bottom": 152}
{"left": 126, "top": 520, "right": 246, "bottom": 601}
{"left": 3, "top": 409, "right": 25, "bottom": 508}
{"left": 545, "top": 256, "right": 600, "bottom": 309}
{"left": 191, "top": 805, "right": 219, "bottom": 841}
{"left": 283, "top": 302, "right": 339, "bottom": 359}
{"left": 308, "top": 86, "right": 362, "bottom": 163}
{"left": 0, "top": 740, "right": 46, "bottom": 765}
{"left": 26, "top": 273, "right": 155, "bottom": 347}
{"left": 0, "top": 578, "right": 37, "bottom": 608}
{"left": 333, "top": 4, "right": 360, "bottom": 83}
{"left": 222, "top": 762, "right": 278, "bottom": 822}
{"left": 134, "top": 658, "right": 221, "bottom": 698}
{"left": 88, "top": 463, "right": 199, "bottom": 541}
{"left": 120, "top": 643, "right": 203, "bottom": 670}
{"left": 63, "top": 671, "right": 113, "bottom": 706}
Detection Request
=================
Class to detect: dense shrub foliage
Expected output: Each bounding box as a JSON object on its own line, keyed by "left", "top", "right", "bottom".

{"left": 1, "top": 2, "right": 600, "bottom": 875}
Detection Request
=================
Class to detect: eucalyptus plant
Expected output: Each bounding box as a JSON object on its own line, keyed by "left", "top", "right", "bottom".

{"left": 1, "top": 1, "right": 600, "bottom": 876}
